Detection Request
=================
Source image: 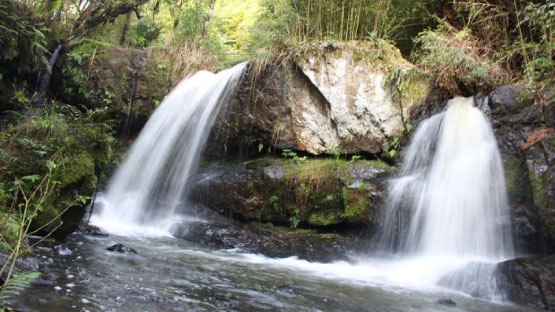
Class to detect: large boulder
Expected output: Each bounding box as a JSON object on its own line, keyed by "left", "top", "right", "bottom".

{"left": 189, "top": 158, "right": 392, "bottom": 230}
{"left": 496, "top": 255, "right": 555, "bottom": 310}
{"left": 209, "top": 42, "right": 443, "bottom": 157}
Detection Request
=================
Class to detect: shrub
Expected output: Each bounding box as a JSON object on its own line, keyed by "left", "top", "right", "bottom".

{"left": 440, "top": 0, "right": 554, "bottom": 90}
{"left": 0, "top": 104, "right": 116, "bottom": 238}
{"left": 412, "top": 23, "right": 508, "bottom": 96}
{"left": 128, "top": 17, "right": 161, "bottom": 48}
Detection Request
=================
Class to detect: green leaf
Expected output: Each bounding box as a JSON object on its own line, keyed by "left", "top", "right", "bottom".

{"left": 46, "top": 160, "right": 57, "bottom": 171}
{"left": 76, "top": 195, "right": 91, "bottom": 205}
{"left": 21, "top": 175, "right": 40, "bottom": 183}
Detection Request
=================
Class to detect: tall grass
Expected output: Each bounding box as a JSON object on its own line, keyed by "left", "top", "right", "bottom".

{"left": 289, "top": 0, "right": 438, "bottom": 42}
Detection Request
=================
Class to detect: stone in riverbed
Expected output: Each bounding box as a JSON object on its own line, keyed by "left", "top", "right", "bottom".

{"left": 436, "top": 298, "right": 456, "bottom": 307}
{"left": 171, "top": 220, "right": 366, "bottom": 262}
{"left": 496, "top": 255, "right": 555, "bottom": 310}
{"left": 107, "top": 244, "right": 137, "bottom": 254}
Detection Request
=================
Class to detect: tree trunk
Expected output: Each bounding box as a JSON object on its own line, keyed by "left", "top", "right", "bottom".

{"left": 198, "top": 0, "right": 216, "bottom": 46}
{"left": 120, "top": 13, "right": 131, "bottom": 46}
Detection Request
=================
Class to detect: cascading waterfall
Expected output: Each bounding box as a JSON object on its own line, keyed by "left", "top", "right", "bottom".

{"left": 90, "top": 62, "right": 247, "bottom": 235}
{"left": 373, "top": 97, "right": 514, "bottom": 298}
{"left": 89, "top": 70, "right": 515, "bottom": 302}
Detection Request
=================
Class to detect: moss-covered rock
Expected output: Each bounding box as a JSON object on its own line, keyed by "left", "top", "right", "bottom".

{"left": 488, "top": 84, "right": 555, "bottom": 253}
{"left": 525, "top": 133, "right": 555, "bottom": 247}
{"left": 59, "top": 45, "right": 211, "bottom": 137}
{"left": 190, "top": 157, "right": 392, "bottom": 230}
{"left": 0, "top": 106, "right": 115, "bottom": 240}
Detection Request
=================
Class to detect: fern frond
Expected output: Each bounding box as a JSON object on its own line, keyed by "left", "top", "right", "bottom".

{"left": 1, "top": 271, "right": 40, "bottom": 300}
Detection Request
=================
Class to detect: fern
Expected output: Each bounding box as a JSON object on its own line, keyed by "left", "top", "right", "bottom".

{"left": 43, "top": 0, "right": 65, "bottom": 13}
{"left": 1, "top": 272, "right": 40, "bottom": 300}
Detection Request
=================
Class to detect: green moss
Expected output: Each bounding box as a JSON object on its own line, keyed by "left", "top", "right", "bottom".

{"left": 55, "top": 154, "right": 95, "bottom": 188}
{"left": 341, "top": 187, "right": 371, "bottom": 222}
{"left": 259, "top": 157, "right": 387, "bottom": 228}
{"left": 308, "top": 211, "right": 340, "bottom": 226}
{"left": 529, "top": 169, "right": 546, "bottom": 211}
{"left": 0, "top": 105, "right": 115, "bottom": 240}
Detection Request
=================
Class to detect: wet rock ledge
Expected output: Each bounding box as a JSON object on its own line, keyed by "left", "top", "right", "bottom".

{"left": 189, "top": 157, "right": 392, "bottom": 231}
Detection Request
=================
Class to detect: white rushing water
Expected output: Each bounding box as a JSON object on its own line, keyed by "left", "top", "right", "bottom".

{"left": 90, "top": 62, "right": 247, "bottom": 235}
{"left": 91, "top": 73, "right": 514, "bottom": 303}
{"left": 372, "top": 97, "right": 514, "bottom": 299}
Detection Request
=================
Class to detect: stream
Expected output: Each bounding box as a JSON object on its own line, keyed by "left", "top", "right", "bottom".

{"left": 14, "top": 230, "right": 536, "bottom": 312}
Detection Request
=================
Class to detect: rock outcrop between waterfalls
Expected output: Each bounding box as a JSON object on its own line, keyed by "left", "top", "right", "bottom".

{"left": 209, "top": 42, "right": 444, "bottom": 157}
{"left": 190, "top": 158, "right": 392, "bottom": 229}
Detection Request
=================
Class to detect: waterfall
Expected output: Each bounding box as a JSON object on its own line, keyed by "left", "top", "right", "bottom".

{"left": 373, "top": 97, "right": 514, "bottom": 298}
{"left": 37, "top": 43, "right": 63, "bottom": 107}
{"left": 90, "top": 62, "right": 247, "bottom": 235}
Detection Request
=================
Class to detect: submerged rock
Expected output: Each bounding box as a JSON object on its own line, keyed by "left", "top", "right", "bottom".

{"left": 107, "top": 244, "right": 137, "bottom": 254}
{"left": 496, "top": 255, "right": 555, "bottom": 310}
{"left": 436, "top": 298, "right": 456, "bottom": 307}
{"left": 0, "top": 252, "right": 42, "bottom": 284}
{"left": 171, "top": 221, "right": 366, "bottom": 262}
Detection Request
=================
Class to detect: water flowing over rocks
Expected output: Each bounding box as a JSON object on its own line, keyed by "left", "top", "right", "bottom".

{"left": 474, "top": 84, "right": 555, "bottom": 310}
{"left": 22, "top": 40, "right": 552, "bottom": 311}
{"left": 171, "top": 220, "right": 367, "bottom": 262}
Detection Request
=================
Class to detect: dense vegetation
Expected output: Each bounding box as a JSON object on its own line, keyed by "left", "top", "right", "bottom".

{"left": 0, "top": 0, "right": 553, "bottom": 304}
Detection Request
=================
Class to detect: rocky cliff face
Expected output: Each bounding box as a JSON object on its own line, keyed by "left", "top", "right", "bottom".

{"left": 209, "top": 42, "right": 443, "bottom": 157}
{"left": 484, "top": 85, "right": 555, "bottom": 255}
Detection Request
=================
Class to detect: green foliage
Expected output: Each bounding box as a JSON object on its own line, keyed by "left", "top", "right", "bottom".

{"left": 412, "top": 24, "right": 508, "bottom": 96}
{"left": 382, "top": 136, "right": 401, "bottom": 159}
{"left": 249, "top": 0, "right": 440, "bottom": 54}
{"left": 519, "top": 2, "right": 555, "bottom": 87}
{"left": 0, "top": 104, "right": 115, "bottom": 226}
{"left": 1, "top": 272, "right": 40, "bottom": 300}
{"left": 437, "top": 0, "right": 554, "bottom": 92}
{"left": 248, "top": 0, "right": 297, "bottom": 52}
{"left": 289, "top": 209, "right": 301, "bottom": 229}
{"left": 128, "top": 17, "right": 161, "bottom": 48}
{"left": 0, "top": 1, "right": 48, "bottom": 72}
{"left": 175, "top": 6, "right": 208, "bottom": 43}
{"left": 281, "top": 149, "right": 307, "bottom": 162}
